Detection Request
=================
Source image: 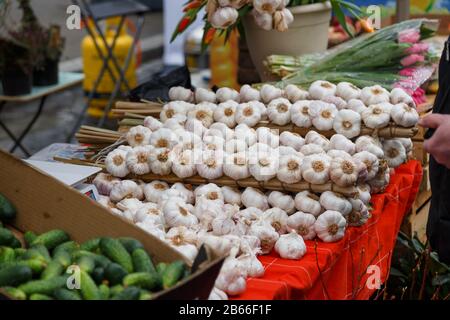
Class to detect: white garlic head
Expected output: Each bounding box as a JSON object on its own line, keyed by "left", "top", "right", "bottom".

{"left": 187, "top": 103, "right": 215, "bottom": 128}
{"left": 93, "top": 173, "right": 120, "bottom": 196}
{"left": 249, "top": 151, "right": 279, "bottom": 182}
{"left": 143, "top": 116, "right": 163, "bottom": 131}
{"left": 247, "top": 220, "right": 279, "bottom": 254}
{"left": 309, "top": 80, "right": 337, "bottom": 100}
{"left": 213, "top": 100, "right": 238, "bottom": 128}
{"left": 273, "top": 8, "right": 294, "bottom": 32}
{"left": 360, "top": 85, "right": 390, "bottom": 105}
{"left": 225, "top": 138, "right": 248, "bottom": 154}
{"left": 274, "top": 231, "right": 307, "bottom": 260}
{"left": 383, "top": 139, "right": 407, "bottom": 168}
{"left": 149, "top": 148, "right": 173, "bottom": 175}
{"left": 235, "top": 101, "right": 263, "bottom": 127}
{"left": 290, "top": 100, "right": 313, "bottom": 128}
{"left": 160, "top": 101, "right": 188, "bottom": 123}
{"left": 195, "top": 183, "right": 224, "bottom": 203}
{"left": 294, "top": 191, "right": 322, "bottom": 217}
{"left": 336, "top": 82, "right": 361, "bottom": 101}
{"left": 221, "top": 186, "right": 242, "bottom": 206}
{"left": 126, "top": 125, "right": 151, "bottom": 147}
{"left": 390, "top": 103, "right": 419, "bottom": 127}
{"left": 362, "top": 103, "right": 392, "bottom": 129}
{"left": 163, "top": 198, "right": 198, "bottom": 228}
{"left": 347, "top": 99, "right": 367, "bottom": 114}
{"left": 171, "top": 183, "right": 195, "bottom": 204}
{"left": 235, "top": 124, "right": 257, "bottom": 146}
{"left": 149, "top": 127, "right": 178, "bottom": 149}
{"left": 357, "top": 183, "right": 371, "bottom": 204}
{"left": 239, "top": 84, "right": 261, "bottom": 102}
{"left": 314, "top": 210, "right": 347, "bottom": 243}
{"left": 300, "top": 144, "right": 325, "bottom": 156}
{"left": 277, "top": 154, "right": 303, "bottom": 184}
{"left": 309, "top": 101, "right": 338, "bottom": 131}
{"left": 210, "top": 7, "right": 239, "bottom": 29}
{"left": 280, "top": 131, "right": 305, "bottom": 151}
{"left": 110, "top": 180, "right": 143, "bottom": 202}
{"left": 283, "top": 84, "right": 308, "bottom": 103}
{"left": 329, "top": 134, "right": 355, "bottom": 155}
{"left": 287, "top": 212, "right": 316, "bottom": 240}
{"left": 196, "top": 150, "right": 224, "bottom": 179}
{"left": 143, "top": 180, "right": 169, "bottom": 203}
{"left": 169, "top": 86, "right": 194, "bottom": 102}
{"left": 302, "top": 154, "right": 331, "bottom": 184}
{"left": 216, "top": 87, "right": 240, "bottom": 103}
{"left": 105, "top": 149, "right": 130, "bottom": 178}
{"left": 355, "top": 136, "right": 384, "bottom": 159}
{"left": 353, "top": 151, "right": 380, "bottom": 180}
{"left": 390, "top": 88, "right": 415, "bottom": 108}
{"left": 195, "top": 88, "right": 217, "bottom": 104}
{"left": 223, "top": 152, "right": 250, "bottom": 180}
{"left": 125, "top": 146, "right": 153, "bottom": 175}
{"left": 330, "top": 157, "right": 358, "bottom": 187}
{"left": 323, "top": 95, "right": 348, "bottom": 110}
{"left": 256, "top": 127, "right": 280, "bottom": 149}
{"left": 319, "top": 191, "right": 352, "bottom": 217}
{"left": 171, "top": 149, "right": 197, "bottom": 179}
{"left": 241, "top": 187, "right": 269, "bottom": 211}
{"left": 252, "top": 9, "right": 273, "bottom": 31}
{"left": 268, "top": 191, "right": 295, "bottom": 214}
{"left": 267, "top": 98, "right": 292, "bottom": 125}
{"left": 260, "top": 84, "right": 283, "bottom": 104}
{"left": 333, "top": 109, "right": 361, "bottom": 138}
{"left": 185, "top": 118, "right": 207, "bottom": 138}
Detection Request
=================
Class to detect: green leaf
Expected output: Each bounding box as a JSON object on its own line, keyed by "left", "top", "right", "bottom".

{"left": 330, "top": 1, "right": 354, "bottom": 38}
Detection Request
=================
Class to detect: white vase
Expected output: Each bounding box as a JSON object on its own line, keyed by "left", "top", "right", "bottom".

{"left": 243, "top": 2, "right": 332, "bottom": 81}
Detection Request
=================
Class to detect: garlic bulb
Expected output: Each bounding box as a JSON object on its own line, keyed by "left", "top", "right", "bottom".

{"left": 390, "top": 88, "right": 415, "bottom": 108}
{"left": 164, "top": 117, "right": 186, "bottom": 132}
{"left": 368, "top": 168, "right": 390, "bottom": 194}
{"left": 137, "top": 220, "right": 166, "bottom": 241}
{"left": 185, "top": 118, "right": 207, "bottom": 138}
{"left": 225, "top": 138, "right": 247, "bottom": 154}
{"left": 126, "top": 125, "right": 151, "bottom": 147}
{"left": 327, "top": 149, "right": 352, "bottom": 160}
{"left": 274, "top": 231, "right": 307, "bottom": 260}
{"left": 208, "top": 287, "right": 228, "bottom": 300}
{"left": 355, "top": 136, "right": 384, "bottom": 159}
{"left": 203, "top": 135, "right": 225, "bottom": 151}
{"left": 171, "top": 183, "right": 195, "bottom": 204}
{"left": 383, "top": 139, "right": 406, "bottom": 167}
{"left": 116, "top": 198, "right": 143, "bottom": 214}
{"left": 290, "top": 100, "right": 313, "bottom": 128}
{"left": 333, "top": 109, "right": 361, "bottom": 138}
{"left": 125, "top": 146, "right": 152, "bottom": 175}
{"left": 287, "top": 212, "right": 316, "bottom": 240}
{"left": 309, "top": 101, "right": 338, "bottom": 131}
{"left": 210, "top": 7, "right": 239, "bottom": 29}
{"left": 236, "top": 207, "right": 263, "bottom": 227}
{"left": 169, "top": 86, "right": 194, "bottom": 102}
{"left": 330, "top": 157, "right": 358, "bottom": 187}
{"left": 110, "top": 180, "right": 143, "bottom": 202}
{"left": 347, "top": 99, "right": 367, "bottom": 114}
{"left": 247, "top": 220, "right": 279, "bottom": 254}
{"left": 329, "top": 134, "right": 355, "bottom": 155}
{"left": 277, "top": 154, "right": 303, "bottom": 184}
{"left": 284, "top": 84, "right": 308, "bottom": 103}
{"left": 194, "top": 197, "right": 223, "bottom": 230}
{"left": 277, "top": 146, "right": 300, "bottom": 157}
{"left": 221, "top": 186, "right": 242, "bottom": 206}
{"left": 353, "top": 151, "right": 379, "bottom": 180}
{"left": 309, "top": 80, "right": 337, "bottom": 100}
{"left": 160, "top": 101, "right": 188, "bottom": 123}
{"left": 215, "top": 251, "right": 247, "bottom": 296}
{"left": 302, "top": 154, "right": 331, "bottom": 184}
{"left": 237, "top": 252, "right": 265, "bottom": 278}
{"left": 196, "top": 150, "right": 224, "bottom": 179}
{"left": 97, "top": 195, "right": 116, "bottom": 209}
{"left": 93, "top": 173, "right": 120, "bottom": 196}
{"left": 241, "top": 187, "right": 269, "bottom": 211}
{"left": 223, "top": 152, "right": 250, "bottom": 180}
{"left": 239, "top": 84, "right": 261, "bottom": 102}
{"left": 300, "top": 144, "right": 325, "bottom": 156}
{"left": 252, "top": 9, "right": 273, "bottom": 31}
{"left": 172, "top": 149, "right": 197, "bottom": 178}
{"left": 319, "top": 191, "right": 352, "bottom": 216}
{"left": 267, "top": 98, "right": 292, "bottom": 125}
{"left": 273, "top": 8, "right": 294, "bottom": 32}
{"left": 249, "top": 151, "right": 279, "bottom": 182}
{"left": 212, "top": 210, "right": 238, "bottom": 236}
{"left": 216, "top": 87, "right": 240, "bottom": 103}
{"left": 195, "top": 88, "right": 217, "bottom": 103}
{"left": 195, "top": 183, "right": 224, "bottom": 203}
{"left": 390, "top": 103, "right": 419, "bottom": 127}
{"left": 134, "top": 203, "right": 164, "bottom": 225}
{"left": 253, "top": 0, "right": 281, "bottom": 14}
{"left": 280, "top": 131, "right": 305, "bottom": 151}
{"left": 357, "top": 183, "right": 371, "bottom": 204}
{"left": 235, "top": 124, "right": 257, "bottom": 146}
{"left": 268, "top": 191, "right": 295, "bottom": 214}
{"left": 163, "top": 198, "right": 198, "bottom": 228}
{"left": 214, "top": 100, "right": 238, "bottom": 128}
{"left": 397, "top": 138, "right": 413, "bottom": 154}
{"left": 235, "top": 102, "right": 263, "bottom": 127}
{"left": 118, "top": 145, "right": 133, "bottom": 153}
{"left": 149, "top": 148, "right": 173, "bottom": 175}
{"left": 144, "top": 116, "right": 163, "bottom": 131}
{"left": 209, "top": 122, "right": 235, "bottom": 141}
{"left": 294, "top": 191, "right": 322, "bottom": 217}
{"left": 177, "top": 130, "right": 203, "bottom": 151}
{"left": 149, "top": 128, "right": 177, "bottom": 149}
{"left": 199, "top": 233, "right": 239, "bottom": 257}
{"left": 336, "top": 82, "right": 361, "bottom": 101}
{"left": 260, "top": 84, "right": 283, "bottom": 104}
{"left": 187, "top": 103, "right": 215, "bottom": 128}
{"left": 143, "top": 180, "right": 169, "bottom": 203}
{"left": 314, "top": 210, "right": 347, "bottom": 243}
{"left": 360, "top": 85, "right": 390, "bottom": 105}
{"left": 256, "top": 127, "right": 280, "bottom": 149}
{"left": 323, "top": 95, "right": 347, "bottom": 110}
{"left": 347, "top": 199, "right": 370, "bottom": 227}
{"left": 361, "top": 103, "right": 392, "bottom": 129}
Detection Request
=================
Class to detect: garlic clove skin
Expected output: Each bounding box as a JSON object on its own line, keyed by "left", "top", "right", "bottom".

{"left": 333, "top": 109, "right": 361, "bottom": 139}
{"left": 93, "top": 173, "right": 121, "bottom": 196}
{"left": 368, "top": 168, "right": 390, "bottom": 194}
{"left": 276, "top": 145, "right": 301, "bottom": 157}
{"left": 267, "top": 98, "right": 292, "bottom": 125}
{"left": 235, "top": 124, "right": 257, "bottom": 146}
{"left": 274, "top": 231, "right": 307, "bottom": 260}
{"left": 160, "top": 101, "right": 188, "bottom": 123}
{"left": 134, "top": 203, "right": 164, "bottom": 224}
{"left": 347, "top": 99, "right": 367, "bottom": 114}
{"left": 291, "top": 100, "right": 313, "bottom": 128}
{"left": 273, "top": 8, "right": 294, "bottom": 32}
{"left": 214, "top": 101, "right": 239, "bottom": 128}
{"left": 390, "top": 88, "right": 416, "bottom": 108}
{"left": 260, "top": 84, "right": 283, "bottom": 104}
{"left": 215, "top": 254, "right": 247, "bottom": 296}
{"left": 396, "top": 138, "right": 413, "bottom": 154}
{"left": 300, "top": 144, "right": 325, "bottom": 156}
{"left": 347, "top": 198, "right": 371, "bottom": 227}
{"left": 195, "top": 88, "right": 217, "bottom": 104}
{"left": 216, "top": 87, "right": 240, "bottom": 103}
{"left": 203, "top": 135, "right": 226, "bottom": 151}
{"left": 196, "top": 150, "right": 224, "bottom": 179}
{"left": 221, "top": 186, "right": 242, "bottom": 206}
{"left": 195, "top": 183, "right": 225, "bottom": 203}
{"left": 314, "top": 210, "right": 347, "bottom": 243}
{"left": 239, "top": 84, "right": 261, "bottom": 102}
{"left": 171, "top": 183, "right": 195, "bottom": 204}
{"left": 169, "top": 86, "right": 194, "bottom": 102}
{"left": 209, "top": 122, "right": 235, "bottom": 141}
{"left": 283, "top": 84, "right": 309, "bottom": 103}
{"left": 329, "top": 134, "right": 356, "bottom": 155}
{"left": 144, "top": 116, "right": 163, "bottom": 131}
{"left": 185, "top": 118, "right": 207, "bottom": 139}
{"left": 360, "top": 85, "right": 390, "bottom": 106}
{"left": 301, "top": 154, "right": 331, "bottom": 184}
{"left": 309, "top": 80, "right": 337, "bottom": 100}
{"left": 336, "top": 82, "right": 361, "bottom": 101}
{"left": 268, "top": 191, "right": 295, "bottom": 215}
{"left": 143, "top": 180, "right": 169, "bottom": 203}
{"left": 223, "top": 152, "right": 251, "bottom": 180}
{"left": 237, "top": 253, "right": 265, "bottom": 278}
{"left": 382, "top": 139, "right": 407, "bottom": 168}
{"left": 210, "top": 7, "right": 239, "bottom": 29}
{"left": 390, "top": 103, "right": 419, "bottom": 127}
{"left": 149, "top": 127, "right": 178, "bottom": 149}
{"left": 225, "top": 138, "right": 248, "bottom": 154}
{"left": 308, "top": 101, "right": 338, "bottom": 131}
{"left": 327, "top": 149, "right": 353, "bottom": 160}
{"left": 163, "top": 198, "right": 198, "bottom": 228}
{"left": 149, "top": 148, "right": 173, "bottom": 176}
{"left": 361, "top": 104, "right": 391, "bottom": 129}
{"left": 294, "top": 191, "right": 322, "bottom": 217}
{"left": 357, "top": 183, "right": 372, "bottom": 204}
{"left": 287, "top": 212, "right": 316, "bottom": 240}
{"left": 277, "top": 154, "right": 303, "bottom": 184}
{"left": 353, "top": 151, "right": 380, "bottom": 181}
{"left": 171, "top": 149, "right": 197, "bottom": 179}
{"left": 241, "top": 187, "right": 269, "bottom": 211}
{"left": 319, "top": 191, "right": 352, "bottom": 217}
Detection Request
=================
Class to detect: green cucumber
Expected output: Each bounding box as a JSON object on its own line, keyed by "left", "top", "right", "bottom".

{"left": 41, "top": 261, "right": 63, "bottom": 280}
{"left": 80, "top": 270, "right": 101, "bottom": 300}
{"left": 0, "top": 228, "right": 14, "bottom": 246}
{"left": 109, "top": 284, "right": 124, "bottom": 296}
{"left": 123, "top": 272, "right": 160, "bottom": 291}
{"left": 111, "top": 286, "right": 140, "bottom": 300}
{"left": 98, "top": 284, "right": 110, "bottom": 300}
{"left": 0, "top": 247, "right": 15, "bottom": 263}
{"left": 14, "top": 248, "right": 27, "bottom": 259}
{"left": 0, "top": 193, "right": 16, "bottom": 222}
{"left": 100, "top": 238, "right": 133, "bottom": 273}
{"left": 132, "top": 248, "right": 156, "bottom": 274}
{"left": 21, "top": 248, "right": 50, "bottom": 263}
{"left": 29, "top": 293, "right": 53, "bottom": 300}
{"left": 0, "top": 259, "right": 47, "bottom": 275}
{"left": 31, "top": 230, "right": 70, "bottom": 250}
{"left": 80, "top": 238, "right": 101, "bottom": 252}
{"left": 53, "top": 250, "right": 72, "bottom": 268}
{"left": 91, "top": 267, "right": 105, "bottom": 285}
{"left": 53, "top": 288, "right": 81, "bottom": 300}
{"left": 139, "top": 290, "right": 152, "bottom": 300}
{"left": 72, "top": 250, "right": 111, "bottom": 269}
{"left": 53, "top": 241, "right": 79, "bottom": 255}
{"left": 0, "top": 265, "right": 33, "bottom": 287}
{"left": 118, "top": 238, "right": 144, "bottom": 254}
{"left": 156, "top": 262, "right": 167, "bottom": 275}
{"left": 24, "top": 231, "right": 37, "bottom": 247}
{"left": 30, "top": 244, "right": 52, "bottom": 263}
{"left": 9, "top": 237, "right": 22, "bottom": 249}
{"left": 162, "top": 261, "right": 186, "bottom": 289}
{"left": 76, "top": 256, "right": 96, "bottom": 274}
{"left": 0, "top": 287, "right": 26, "bottom": 300}
{"left": 18, "top": 276, "right": 67, "bottom": 296}
{"left": 104, "top": 262, "right": 128, "bottom": 286}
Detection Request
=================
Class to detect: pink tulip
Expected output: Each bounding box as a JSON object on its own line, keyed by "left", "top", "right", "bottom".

{"left": 400, "top": 54, "right": 425, "bottom": 67}
{"left": 398, "top": 29, "right": 421, "bottom": 43}
{"left": 406, "top": 42, "right": 429, "bottom": 54}
{"left": 399, "top": 67, "right": 416, "bottom": 77}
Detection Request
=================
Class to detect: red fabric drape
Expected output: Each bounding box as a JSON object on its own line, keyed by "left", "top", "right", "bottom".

{"left": 234, "top": 160, "right": 423, "bottom": 300}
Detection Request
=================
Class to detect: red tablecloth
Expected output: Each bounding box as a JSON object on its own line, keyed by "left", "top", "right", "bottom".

{"left": 235, "top": 160, "right": 423, "bottom": 300}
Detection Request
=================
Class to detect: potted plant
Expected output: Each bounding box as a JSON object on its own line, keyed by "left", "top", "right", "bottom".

{"left": 172, "top": 0, "right": 364, "bottom": 81}
{"left": 33, "top": 25, "right": 65, "bottom": 86}
{"left": 0, "top": 0, "right": 46, "bottom": 95}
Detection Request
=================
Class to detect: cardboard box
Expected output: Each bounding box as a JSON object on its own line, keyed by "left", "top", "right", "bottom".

{"left": 0, "top": 150, "right": 224, "bottom": 300}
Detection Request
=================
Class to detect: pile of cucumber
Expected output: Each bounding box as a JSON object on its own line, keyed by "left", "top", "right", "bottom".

{"left": 0, "top": 196, "right": 189, "bottom": 300}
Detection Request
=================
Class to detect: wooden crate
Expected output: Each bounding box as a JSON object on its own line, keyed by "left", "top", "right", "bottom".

{"left": 412, "top": 141, "right": 430, "bottom": 166}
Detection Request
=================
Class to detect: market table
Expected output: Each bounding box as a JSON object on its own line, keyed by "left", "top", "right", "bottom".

{"left": 0, "top": 72, "right": 84, "bottom": 157}
{"left": 235, "top": 160, "right": 423, "bottom": 300}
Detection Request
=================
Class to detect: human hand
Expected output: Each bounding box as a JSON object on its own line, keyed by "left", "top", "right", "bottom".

{"left": 419, "top": 114, "right": 450, "bottom": 168}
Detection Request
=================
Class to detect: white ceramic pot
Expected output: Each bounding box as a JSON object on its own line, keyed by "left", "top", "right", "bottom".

{"left": 243, "top": 2, "right": 332, "bottom": 81}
